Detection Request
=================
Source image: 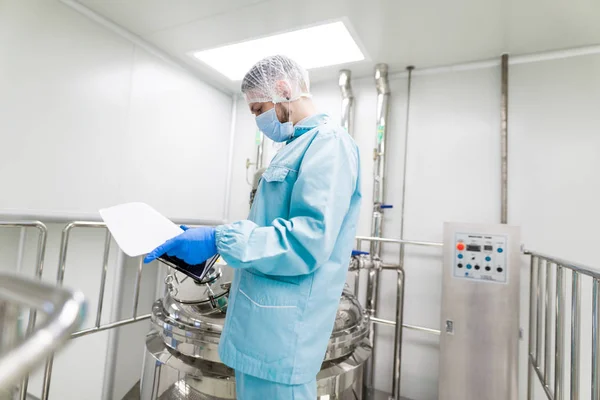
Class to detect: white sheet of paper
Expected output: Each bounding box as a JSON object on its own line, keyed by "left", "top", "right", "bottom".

{"left": 99, "top": 202, "right": 183, "bottom": 257}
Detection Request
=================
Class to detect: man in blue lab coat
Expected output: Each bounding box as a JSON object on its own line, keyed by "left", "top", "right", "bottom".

{"left": 146, "top": 55, "right": 361, "bottom": 399}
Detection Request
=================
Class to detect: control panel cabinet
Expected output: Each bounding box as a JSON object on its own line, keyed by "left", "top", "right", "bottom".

{"left": 439, "top": 222, "right": 521, "bottom": 400}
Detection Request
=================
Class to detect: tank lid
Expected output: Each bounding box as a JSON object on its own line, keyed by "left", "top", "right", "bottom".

{"left": 153, "top": 268, "right": 369, "bottom": 362}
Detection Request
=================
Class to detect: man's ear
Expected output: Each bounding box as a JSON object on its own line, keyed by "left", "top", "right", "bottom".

{"left": 275, "top": 80, "right": 292, "bottom": 100}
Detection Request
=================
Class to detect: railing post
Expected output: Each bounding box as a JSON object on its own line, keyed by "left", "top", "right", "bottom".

{"left": 536, "top": 257, "right": 544, "bottom": 371}
{"left": 571, "top": 270, "right": 581, "bottom": 400}
{"left": 528, "top": 256, "right": 537, "bottom": 400}
{"left": 544, "top": 261, "right": 553, "bottom": 385}
{"left": 555, "top": 265, "right": 565, "bottom": 400}
{"left": 592, "top": 279, "right": 600, "bottom": 399}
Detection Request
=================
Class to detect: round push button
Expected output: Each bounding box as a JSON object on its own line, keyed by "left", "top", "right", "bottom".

{"left": 466, "top": 264, "right": 472, "bottom": 270}
{"left": 485, "top": 256, "right": 492, "bottom": 262}
{"left": 497, "top": 248, "right": 504, "bottom": 253}
{"left": 457, "top": 243, "right": 465, "bottom": 251}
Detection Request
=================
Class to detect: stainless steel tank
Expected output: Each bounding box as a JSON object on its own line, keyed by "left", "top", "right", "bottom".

{"left": 140, "top": 258, "right": 371, "bottom": 400}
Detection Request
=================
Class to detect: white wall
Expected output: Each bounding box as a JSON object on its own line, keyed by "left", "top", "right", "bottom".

{"left": 0, "top": 0, "right": 232, "bottom": 221}
{"left": 0, "top": 0, "right": 234, "bottom": 399}
{"left": 509, "top": 54, "right": 600, "bottom": 400}
{"left": 229, "top": 53, "right": 600, "bottom": 399}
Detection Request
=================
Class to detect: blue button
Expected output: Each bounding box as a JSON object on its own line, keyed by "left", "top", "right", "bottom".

{"left": 466, "top": 264, "right": 472, "bottom": 270}
{"left": 465, "top": 272, "right": 469, "bottom": 276}
{"left": 485, "top": 256, "right": 492, "bottom": 262}
{"left": 458, "top": 254, "right": 464, "bottom": 259}
{"left": 497, "top": 248, "right": 504, "bottom": 253}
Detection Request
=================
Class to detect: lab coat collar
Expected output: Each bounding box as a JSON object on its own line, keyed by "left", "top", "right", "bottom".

{"left": 289, "top": 113, "right": 330, "bottom": 142}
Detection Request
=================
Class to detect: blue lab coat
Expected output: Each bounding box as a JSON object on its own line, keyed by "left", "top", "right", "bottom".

{"left": 216, "top": 113, "right": 362, "bottom": 385}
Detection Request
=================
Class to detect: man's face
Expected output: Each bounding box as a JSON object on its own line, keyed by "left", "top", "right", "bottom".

{"left": 249, "top": 101, "right": 290, "bottom": 123}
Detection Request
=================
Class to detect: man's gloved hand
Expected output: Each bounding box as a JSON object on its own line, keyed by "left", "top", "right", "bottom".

{"left": 144, "top": 225, "right": 217, "bottom": 265}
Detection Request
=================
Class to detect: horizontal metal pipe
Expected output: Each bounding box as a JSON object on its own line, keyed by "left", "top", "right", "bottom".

{"left": 0, "top": 212, "right": 225, "bottom": 226}
{"left": 355, "top": 235, "right": 443, "bottom": 247}
{"left": 381, "top": 263, "right": 403, "bottom": 270}
{"left": 371, "top": 317, "right": 396, "bottom": 326}
{"left": 370, "top": 317, "right": 441, "bottom": 335}
{"left": 0, "top": 274, "right": 85, "bottom": 391}
{"left": 71, "top": 314, "right": 151, "bottom": 339}
{"left": 0, "top": 221, "right": 48, "bottom": 230}
{"left": 525, "top": 250, "right": 600, "bottom": 281}
{"left": 403, "top": 323, "right": 441, "bottom": 336}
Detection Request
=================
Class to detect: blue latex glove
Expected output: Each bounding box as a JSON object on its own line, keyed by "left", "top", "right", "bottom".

{"left": 144, "top": 225, "right": 217, "bottom": 265}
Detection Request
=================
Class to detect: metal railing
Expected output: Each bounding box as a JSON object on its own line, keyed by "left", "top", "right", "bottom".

{"left": 352, "top": 235, "right": 443, "bottom": 400}
{"left": 17, "top": 221, "right": 445, "bottom": 400}
{"left": 526, "top": 250, "right": 600, "bottom": 400}
{"left": 14, "top": 219, "right": 598, "bottom": 400}
{"left": 0, "top": 219, "right": 213, "bottom": 399}
{"left": 0, "top": 221, "right": 48, "bottom": 399}
{"left": 39, "top": 221, "right": 152, "bottom": 400}
{"left": 0, "top": 273, "right": 85, "bottom": 393}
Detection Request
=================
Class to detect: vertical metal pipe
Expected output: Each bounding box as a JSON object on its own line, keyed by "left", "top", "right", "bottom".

{"left": 536, "top": 257, "right": 544, "bottom": 369}
{"left": 500, "top": 53, "right": 509, "bottom": 224}
{"left": 354, "top": 239, "right": 362, "bottom": 299}
{"left": 390, "top": 65, "right": 414, "bottom": 400}
{"left": 527, "top": 256, "right": 537, "bottom": 400}
{"left": 593, "top": 279, "right": 600, "bottom": 399}
{"left": 544, "top": 261, "right": 552, "bottom": 383}
{"left": 42, "top": 225, "right": 72, "bottom": 400}
{"left": 223, "top": 94, "right": 238, "bottom": 222}
{"left": 95, "top": 230, "right": 111, "bottom": 328}
{"left": 132, "top": 257, "right": 143, "bottom": 318}
{"left": 20, "top": 225, "right": 47, "bottom": 400}
{"left": 255, "top": 130, "right": 264, "bottom": 170}
{"left": 555, "top": 265, "right": 565, "bottom": 400}
{"left": 571, "top": 271, "right": 581, "bottom": 400}
{"left": 391, "top": 263, "right": 406, "bottom": 399}
{"left": 15, "top": 228, "right": 27, "bottom": 273}
{"left": 102, "top": 249, "right": 126, "bottom": 400}
{"left": 364, "top": 266, "right": 379, "bottom": 396}
{"left": 369, "top": 63, "right": 391, "bottom": 257}
{"left": 34, "top": 226, "right": 48, "bottom": 280}
{"left": 339, "top": 69, "right": 355, "bottom": 136}
{"left": 364, "top": 63, "right": 391, "bottom": 394}
{"left": 397, "top": 66, "right": 414, "bottom": 248}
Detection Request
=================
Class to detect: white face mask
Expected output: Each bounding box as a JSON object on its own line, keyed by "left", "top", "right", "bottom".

{"left": 255, "top": 107, "right": 294, "bottom": 143}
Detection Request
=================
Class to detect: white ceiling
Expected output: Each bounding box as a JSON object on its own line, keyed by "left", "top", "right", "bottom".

{"left": 76, "top": 0, "right": 600, "bottom": 93}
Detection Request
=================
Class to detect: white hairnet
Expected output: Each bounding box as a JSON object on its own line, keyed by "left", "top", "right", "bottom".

{"left": 241, "top": 55, "right": 311, "bottom": 104}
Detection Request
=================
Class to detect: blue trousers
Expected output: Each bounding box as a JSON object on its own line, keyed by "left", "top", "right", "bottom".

{"left": 235, "top": 371, "right": 317, "bottom": 400}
